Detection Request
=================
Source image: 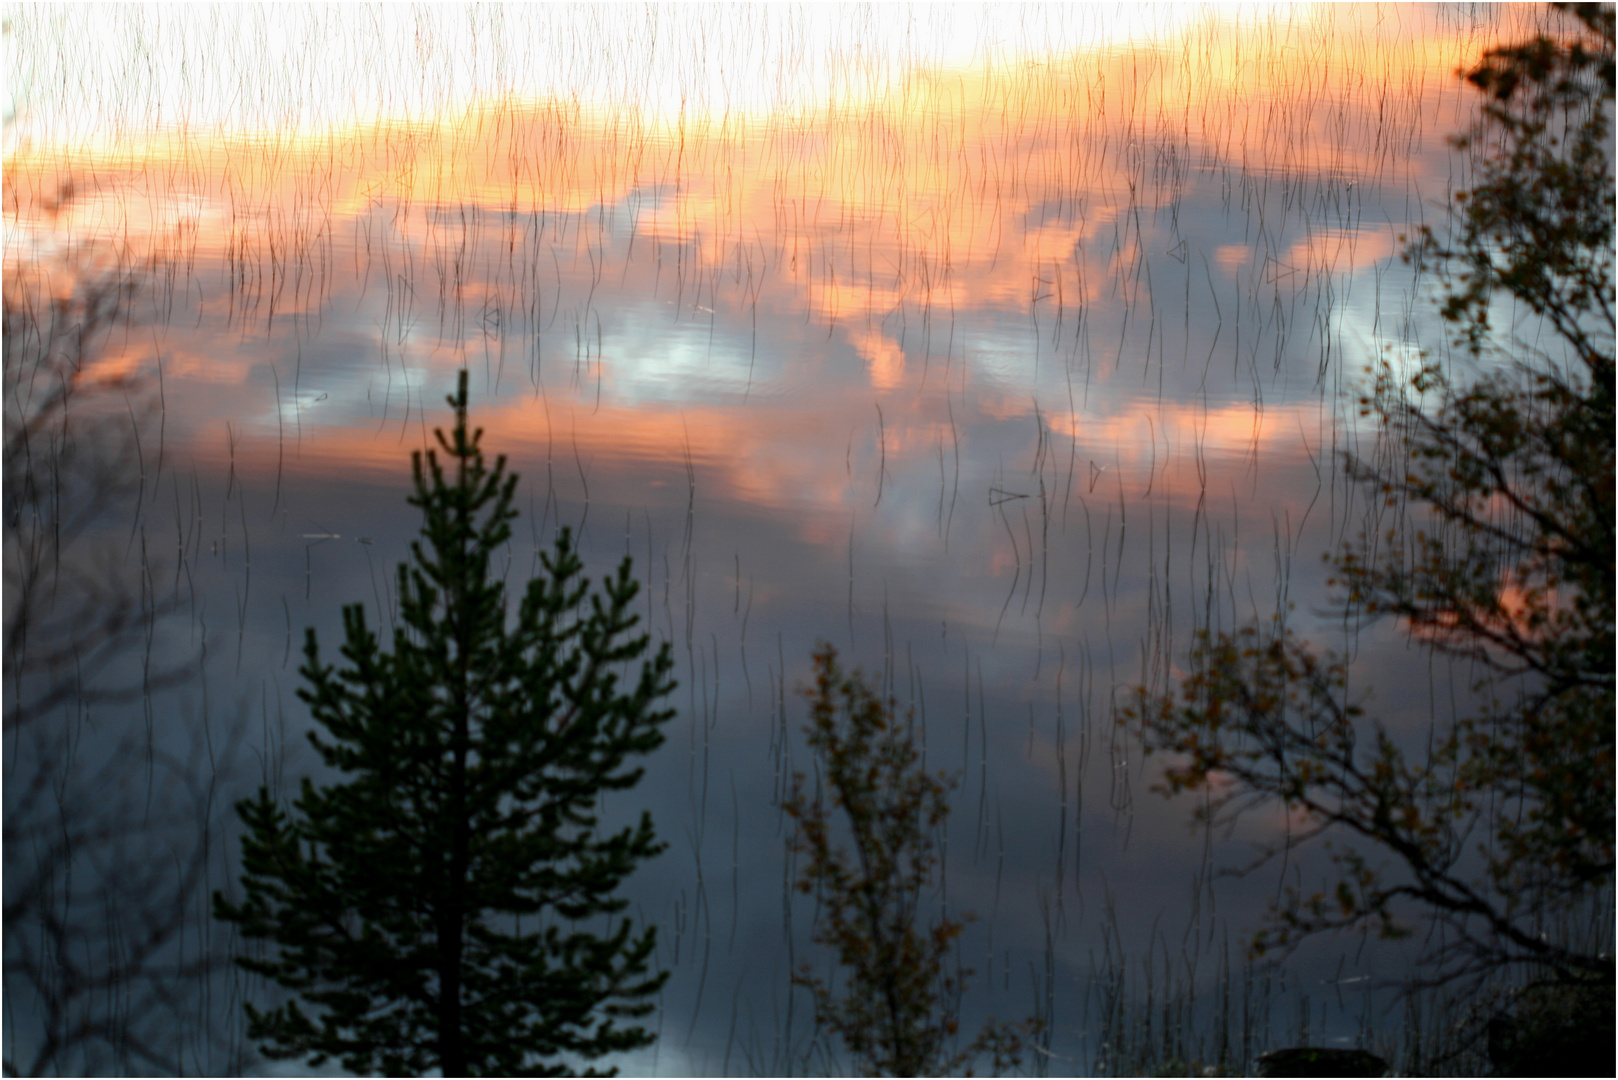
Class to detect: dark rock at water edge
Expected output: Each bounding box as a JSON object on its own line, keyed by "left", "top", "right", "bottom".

{"left": 1254, "top": 1046, "right": 1388, "bottom": 1077}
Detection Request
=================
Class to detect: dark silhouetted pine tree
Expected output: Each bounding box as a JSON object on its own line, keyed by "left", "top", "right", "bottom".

{"left": 216, "top": 373, "right": 675, "bottom": 1077}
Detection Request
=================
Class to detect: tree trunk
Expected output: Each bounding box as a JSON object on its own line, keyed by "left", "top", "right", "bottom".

{"left": 441, "top": 491, "right": 474, "bottom": 1077}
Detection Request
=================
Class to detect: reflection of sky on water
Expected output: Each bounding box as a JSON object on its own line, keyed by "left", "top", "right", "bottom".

{"left": 11, "top": 5, "right": 1247, "bottom": 145}
{"left": 4, "top": 4, "right": 1539, "bottom": 1071}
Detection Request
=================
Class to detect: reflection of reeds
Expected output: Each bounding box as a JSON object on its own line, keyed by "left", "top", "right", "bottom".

{"left": 3, "top": 264, "right": 253, "bottom": 1075}
{"left": 1070, "top": 908, "right": 1514, "bottom": 1077}
{"left": 1, "top": 5, "right": 1573, "bottom": 1073}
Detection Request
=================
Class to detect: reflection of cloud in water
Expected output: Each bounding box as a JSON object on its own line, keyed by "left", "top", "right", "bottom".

{"left": 0, "top": 6, "right": 1544, "bottom": 1070}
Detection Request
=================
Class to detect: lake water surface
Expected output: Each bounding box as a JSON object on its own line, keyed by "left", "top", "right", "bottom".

{"left": 4, "top": 5, "right": 1543, "bottom": 1073}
